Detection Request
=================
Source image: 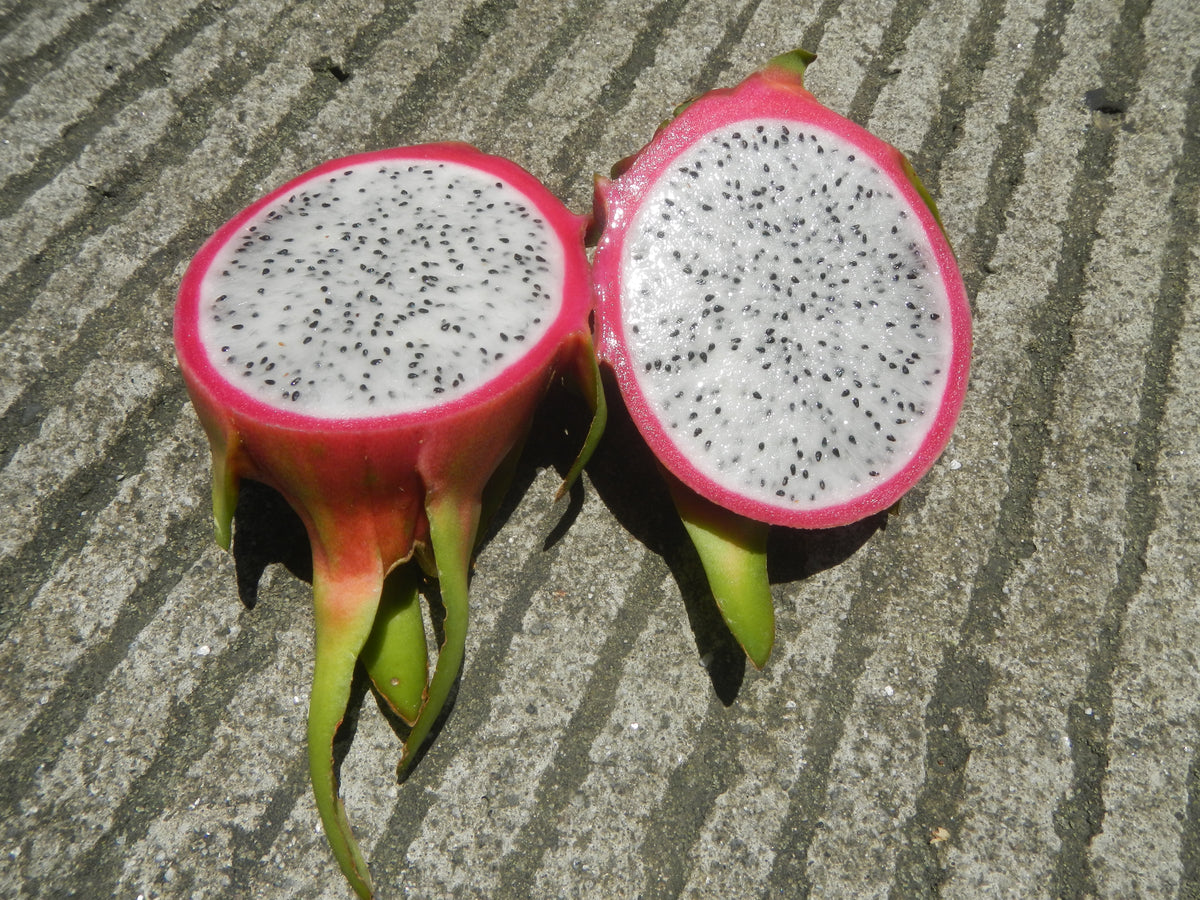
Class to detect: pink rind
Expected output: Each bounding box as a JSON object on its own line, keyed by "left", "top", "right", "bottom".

{"left": 593, "top": 72, "right": 972, "bottom": 531}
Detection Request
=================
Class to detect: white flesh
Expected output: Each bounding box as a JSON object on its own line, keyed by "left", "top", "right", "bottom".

{"left": 622, "top": 119, "right": 954, "bottom": 512}
{"left": 200, "top": 161, "right": 564, "bottom": 417}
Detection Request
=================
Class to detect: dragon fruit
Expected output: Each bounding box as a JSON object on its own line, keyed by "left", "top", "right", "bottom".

{"left": 173, "top": 143, "right": 603, "bottom": 899}
{"left": 591, "top": 50, "right": 971, "bottom": 667}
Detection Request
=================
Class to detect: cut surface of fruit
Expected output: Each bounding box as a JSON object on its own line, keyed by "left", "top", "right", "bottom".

{"left": 196, "top": 159, "right": 566, "bottom": 417}
{"left": 594, "top": 52, "right": 970, "bottom": 531}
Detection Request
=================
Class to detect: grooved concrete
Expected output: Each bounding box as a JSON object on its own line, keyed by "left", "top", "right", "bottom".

{"left": 2, "top": 0, "right": 1199, "bottom": 897}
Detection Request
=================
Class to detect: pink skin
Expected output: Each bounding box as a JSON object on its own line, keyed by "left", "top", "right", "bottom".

{"left": 592, "top": 53, "right": 972, "bottom": 530}
{"left": 175, "top": 143, "right": 602, "bottom": 899}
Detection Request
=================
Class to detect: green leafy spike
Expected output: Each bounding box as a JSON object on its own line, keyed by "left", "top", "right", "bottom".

{"left": 666, "top": 477, "right": 774, "bottom": 669}
{"left": 308, "top": 563, "right": 385, "bottom": 900}
{"left": 398, "top": 493, "right": 480, "bottom": 776}
{"left": 766, "top": 47, "right": 817, "bottom": 81}
{"left": 558, "top": 336, "right": 608, "bottom": 500}
{"left": 360, "top": 563, "right": 428, "bottom": 725}
{"left": 210, "top": 441, "right": 239, "bottom": 551}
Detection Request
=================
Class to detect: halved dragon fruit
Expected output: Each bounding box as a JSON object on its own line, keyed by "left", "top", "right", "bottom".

{"left": 592, "top": 50, "right": 971, "bottom": 666}
{"left": 174, "top": 143, "right": 603, "bottom": 899}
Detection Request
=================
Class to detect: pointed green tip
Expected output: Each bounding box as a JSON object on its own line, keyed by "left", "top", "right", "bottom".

{"left": 210, "top": 447, "right": 239, "bottom": 551}
{"left": 711, "top": 547, "right": 776, "bottom": 669}
{"left": 399, "top": 494, "right": 478, "bottom": 776}
{"left": 308, "top": 571, "right": 384, "bottom": 900}
{"left": 214, "top": 518, "right": 232, "bottom": 551}
{"left": 361, "top": 563, "right": 428, "bottom": 726}
{"left": 734, "top": 614, "right": 772, "bottom": 672}
{"left": 767, "top": 48, "right": 817, "bottom": 82}
{"left": 692, "top": 519, "right": 775, "bottom": 667}
{"left": 586, "top": 175, "right": 610, "bottom": 247}
{"left": 665, "top": 479, "right": 775, "bottom": 668}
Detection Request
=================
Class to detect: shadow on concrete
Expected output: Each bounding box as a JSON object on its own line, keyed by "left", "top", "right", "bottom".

{"left": 220, "top": 369, "right": 883, "bottom": 740}
{"left": 230, "top": 479, "right": 312, "bottom": 608}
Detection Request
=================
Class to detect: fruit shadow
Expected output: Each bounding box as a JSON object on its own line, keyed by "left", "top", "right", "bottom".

{"left": 583, "top": 373, "right": 885, "bottom": 704}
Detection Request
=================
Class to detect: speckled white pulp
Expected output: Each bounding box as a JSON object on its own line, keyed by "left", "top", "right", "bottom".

{"left": 199, "top": 161, "right": 564, "bottom": 417}
{"left": 621, "top": 119, "right": 955, "bottom": 511}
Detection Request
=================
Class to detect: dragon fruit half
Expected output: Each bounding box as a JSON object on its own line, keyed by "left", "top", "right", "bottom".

{"left": 592, "top": 50, "right": 971, "bottom": 666}
{"left": 174, "top": 143, "right": 604, "bottom": 898}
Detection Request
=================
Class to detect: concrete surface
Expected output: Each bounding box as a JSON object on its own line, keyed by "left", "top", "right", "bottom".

{"left": 1, "top": 0, "right": 1198, "bottom": 897}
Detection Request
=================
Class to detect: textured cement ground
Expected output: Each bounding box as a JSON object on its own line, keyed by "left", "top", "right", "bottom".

{"left": 2, "top": 0, "right": 1199, "bottom": 897}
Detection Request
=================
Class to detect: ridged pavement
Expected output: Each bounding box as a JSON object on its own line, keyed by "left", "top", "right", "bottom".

{"left": 2, "top": 0, "right": 1199, "bottom": 897}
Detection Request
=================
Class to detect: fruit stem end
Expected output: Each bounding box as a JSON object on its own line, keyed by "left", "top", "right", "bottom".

{"left": 765, "top": 48, "right": 817, "bottom": 85}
